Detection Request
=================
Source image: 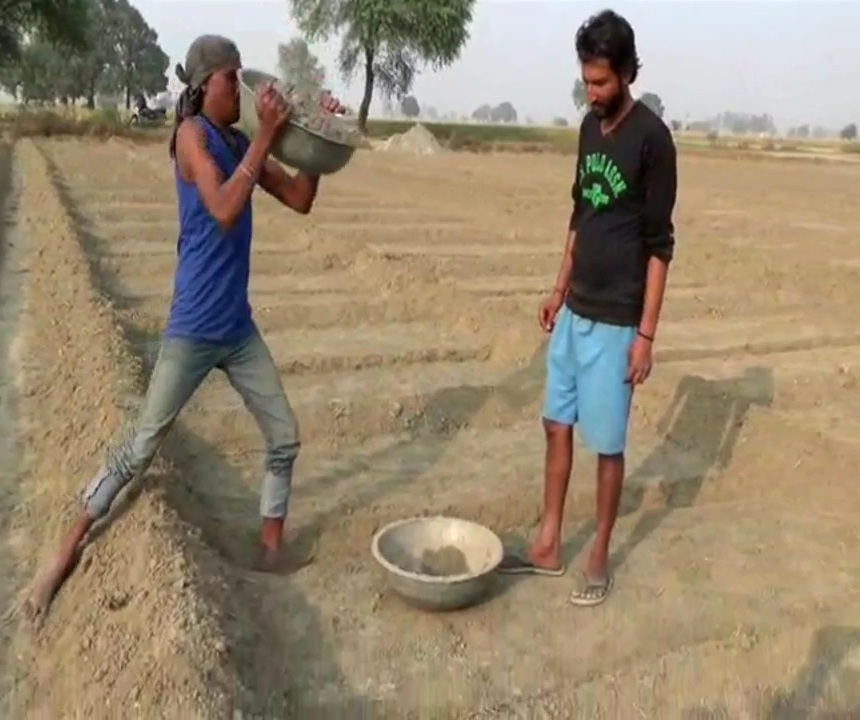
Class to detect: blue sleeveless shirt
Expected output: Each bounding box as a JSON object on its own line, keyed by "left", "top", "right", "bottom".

{"left": 166, "top": 116, "right": 255, "bottom": 344}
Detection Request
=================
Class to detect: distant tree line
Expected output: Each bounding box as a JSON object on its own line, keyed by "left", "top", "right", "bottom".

{"left": 471, "top": 102, "right": 518, "bottom": 123}
{"left": 0, "top": 0, "right": 168, "bottom": 109}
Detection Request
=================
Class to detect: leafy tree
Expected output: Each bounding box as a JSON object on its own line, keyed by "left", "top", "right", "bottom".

{"left": 289, "top": 0, "right": 476, "bottom": 132}
{"left": 277, "top": 36, "right": 326, "bottom": 93}
{"left": 103, "top": 0, "right": 169, "bottom": 108}
{"left": 0, "top": 0, "right": 91, "bottom": 63}
{"left": 552, "top": 116, "right": 568, "bottom": 127}
{"left": 571, "top": 78, "right": 587, "bottom": 113}
{"left": 840, "top": 123, "right": 857, "bottom": 141}
{"left": 490, "top": 101, "right": 516, "bottom": 123}
{"left": 669, "top": 119, "right": 682, "bottom": 132}
{"left": 471, "top": 103, "right": 491, "bottom": 122}
{"left": 400, "top": 95, "right": 419, "bottom": 117}
{"left": 425, "top": 105, "right": 438, "bottom": 119}
{"left": 639, "top": 91, "right": 664, "bottom": 118}
{"left": 0, "top": 38, "right": 56, "bottom": 103}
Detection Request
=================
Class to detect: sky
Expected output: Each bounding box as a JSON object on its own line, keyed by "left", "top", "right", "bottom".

{"left": 38, "top": 1, "right": 860, "bottom": 130}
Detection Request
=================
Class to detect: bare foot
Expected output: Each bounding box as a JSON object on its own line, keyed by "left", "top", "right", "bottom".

{"left": 24, "top": 564, "right": 68, "bottom": 629}
{"left": 528, "top": 545, "right": 562, "bottom": 572}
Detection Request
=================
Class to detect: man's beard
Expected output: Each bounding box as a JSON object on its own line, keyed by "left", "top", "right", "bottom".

{"left": 591, "top": 92, "right": 624, "bottom": 120}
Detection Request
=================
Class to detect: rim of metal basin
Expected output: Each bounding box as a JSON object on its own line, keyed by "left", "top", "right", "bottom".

{"left": 370, "top": 515, "right": 504, "bottom": 586}
{"left": 237, "top": 68, "right": 355, "bottom": 149}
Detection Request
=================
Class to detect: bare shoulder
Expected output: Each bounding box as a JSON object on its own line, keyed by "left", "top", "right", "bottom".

{"left": 176, "top": 117, "right": 206, "bottom": 151}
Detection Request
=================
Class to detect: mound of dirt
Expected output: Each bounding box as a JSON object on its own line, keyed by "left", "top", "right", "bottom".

{"left": 4, "top": 141, "right": 244, "bottom": 717}
{"left": 380, "top": 124, "right": 443, "bottom": 156}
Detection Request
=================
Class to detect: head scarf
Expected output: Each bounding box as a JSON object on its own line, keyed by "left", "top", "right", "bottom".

{"left": 174, "top": 34, "right": 242, "bottom": 117}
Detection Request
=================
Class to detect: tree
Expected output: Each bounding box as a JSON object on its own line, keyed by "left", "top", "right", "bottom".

{"left": 840, "top": 123, "right": 857, "bottom": 141}
{"left": 571, "top": 78, "right": 587, "bottom": 113}
{"left": 102, "top": 0, "right": 169, "bottom": 109}
{"left": 400, "top": 95, "right": 419, "bottom": 117}
{"left": 471, "top": 103, "right": 491, "bottom": 122}
{"left": 669, "top": 119, "right": 682, "bottom": 132}
{"left": 552, "top": 116, "right": 568, "bottom": 127}
{"left": 425, "top": 105, "right": 438, "bottom": 119}
{"left": 490, "top": 101, "right": 516, "bottom": 123}
{"left": 0, "top": 0, "right": 91, "bottom": 63}
{"left": 639, "top": 91, "right": 664, "bottom": 119}
{"left": 289, "top": 0, "right": 476, "bottom": 132}
{"left": 277, "top": 36, "right": 326, "bottom": 94}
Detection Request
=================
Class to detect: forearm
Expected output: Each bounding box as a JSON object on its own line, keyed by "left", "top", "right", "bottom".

{"left": 552, "top": 230, "right": 576, "bottom": 295}
{"left": 214, "top": 132, "right": 274, "bottom": 227}
{"left": 639, "top": 255, "right": 669, "bottom": 337}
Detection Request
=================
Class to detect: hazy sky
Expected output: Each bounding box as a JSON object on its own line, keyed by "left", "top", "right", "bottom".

{"left": 74, "top": 1, "right": 860, "bottom": 130}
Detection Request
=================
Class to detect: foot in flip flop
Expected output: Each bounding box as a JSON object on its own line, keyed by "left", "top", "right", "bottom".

{"left": 496, "top": 551, "right": 566, "bottom": 577}
{"left": 569, "top": 574, "right": 614, "bottom": 606}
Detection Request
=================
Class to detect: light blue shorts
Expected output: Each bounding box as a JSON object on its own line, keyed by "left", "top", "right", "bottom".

{"left": 543, "top": 306, "right": 637, "bottom": 456}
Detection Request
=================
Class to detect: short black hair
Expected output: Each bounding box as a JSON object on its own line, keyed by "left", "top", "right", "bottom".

{"left": 575, "top": 9, "right": 641, "bottom": 84}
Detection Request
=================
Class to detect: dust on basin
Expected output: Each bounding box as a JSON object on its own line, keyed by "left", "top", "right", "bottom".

{"left": 418, "top": 546, "right": 470, "bottom": 576}
{"left": 382, "top": 538, "right": 473, "bottom": 577}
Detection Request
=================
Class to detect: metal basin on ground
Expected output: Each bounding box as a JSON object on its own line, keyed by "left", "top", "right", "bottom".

{"left": 371, "top": 516, "right": 504, "bottom": 612}
{"left": 237, "top": 68, "right": 356, "bottom": 176}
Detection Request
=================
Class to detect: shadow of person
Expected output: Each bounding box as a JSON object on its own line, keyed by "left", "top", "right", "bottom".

{"left": 767, "top": 625, "right": 860, "bottom": 718}
{"left": 299, "top": 337, "right": 549, "bottom": 517}
{"left": 681, "top": 625, "right": 860, "bottom": 718}
{"left": 607, "top": 366, "right": 775, "bottom": 572}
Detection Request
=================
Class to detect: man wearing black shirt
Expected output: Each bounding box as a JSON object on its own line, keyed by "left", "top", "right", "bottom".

{"left": 498, "top": 9, "right": 677, "bottom": 606}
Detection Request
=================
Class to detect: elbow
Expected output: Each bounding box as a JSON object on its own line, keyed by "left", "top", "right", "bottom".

{"left": 213, "top": 209, "right": 240, "bottom": 230}
{"left": 282, "top": 187, "right": 315, "bottom": 215}
{"left": 291, "top": 199, "right": 313, "bottom": 215}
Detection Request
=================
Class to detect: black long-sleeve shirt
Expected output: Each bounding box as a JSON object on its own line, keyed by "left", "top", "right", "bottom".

{"left": 565, "top": 102, "right": 677, "bottom": 327}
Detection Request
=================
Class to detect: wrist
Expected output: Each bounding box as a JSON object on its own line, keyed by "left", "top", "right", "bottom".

{"left": 637, "top": 329, "right": 655, "bottom": 343}
{"left": 256, "top": 125, "right": 278, "bottom": 149}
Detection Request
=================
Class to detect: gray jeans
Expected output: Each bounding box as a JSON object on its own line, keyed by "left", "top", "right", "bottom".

{"left": 82, "top": 328, "right": 300, "bottom": 520}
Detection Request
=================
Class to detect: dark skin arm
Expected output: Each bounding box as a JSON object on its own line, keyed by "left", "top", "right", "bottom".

{"left": 258, "top": 160, "right": 320, "bottom": 215}
{"left": 176, "top": 119, "right": 276, "bottom": 229}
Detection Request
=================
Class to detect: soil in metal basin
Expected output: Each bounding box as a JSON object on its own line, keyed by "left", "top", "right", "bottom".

{"left": 418, "top": 546, "right": 470, "bottom": 577}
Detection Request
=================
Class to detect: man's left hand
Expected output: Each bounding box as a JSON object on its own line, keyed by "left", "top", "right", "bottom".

{"left": 320, "top": 91, "right": 347, "bottom": 115}
{"left": 627, "top": 335, "right": 653, "bottom": 385}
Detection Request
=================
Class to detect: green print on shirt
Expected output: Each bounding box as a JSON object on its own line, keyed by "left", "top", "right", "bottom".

{"left": 579, "top": 152, "right": 628, "bottom": 210}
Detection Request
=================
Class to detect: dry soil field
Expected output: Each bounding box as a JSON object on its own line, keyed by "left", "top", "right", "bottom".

{"left": 3, "top": 136, "right": 860, "bottom": 717}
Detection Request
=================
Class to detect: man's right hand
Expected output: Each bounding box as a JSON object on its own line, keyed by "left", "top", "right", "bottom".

{"left": 256, "top": 82, "right": 292, "bottom": 142}
{"left": 538, "top": 290, "right": 565, "bottom": 333}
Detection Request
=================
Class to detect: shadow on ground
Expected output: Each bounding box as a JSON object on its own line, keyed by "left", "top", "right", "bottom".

{"left": 39, "top": 145, "right": 378, "bottom": 716}
{"left": 608, "top": 366, "right": 774, "bottom": 571}
{"left": 490, "top": 365, "right": 779, "bottom": 576}
{"left": 682, "top": 625, "right": 860, "bottom": 718}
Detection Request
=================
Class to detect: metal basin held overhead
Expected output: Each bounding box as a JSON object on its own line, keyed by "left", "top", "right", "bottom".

{"left": 371, "top": 516, "right": 504, "bottom": 612}
{"left": 237, "top": 68, "right": 357, "bottom": 176}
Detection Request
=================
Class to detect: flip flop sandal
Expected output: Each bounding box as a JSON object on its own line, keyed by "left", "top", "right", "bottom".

{"left": 496, "top": 553, "right": 566, "bottom": 577}
{"left": 569, "top": 574, "right": 614, "bottom": 606}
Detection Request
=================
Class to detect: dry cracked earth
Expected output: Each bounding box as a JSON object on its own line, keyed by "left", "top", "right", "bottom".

{"left": 1, "top": 136, "right": 860, "bottom": 717}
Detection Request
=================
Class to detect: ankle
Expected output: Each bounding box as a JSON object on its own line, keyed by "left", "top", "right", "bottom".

{"left": 261, "top": 516, "right": 285, "bottom": 551}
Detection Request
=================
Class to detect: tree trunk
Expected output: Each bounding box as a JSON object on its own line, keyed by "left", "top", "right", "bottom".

{"left": 358, "top": 46, "right": 374, "bottom": 134}
{"left": 125, "top": 85, "right": 131, "bottom": 110}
